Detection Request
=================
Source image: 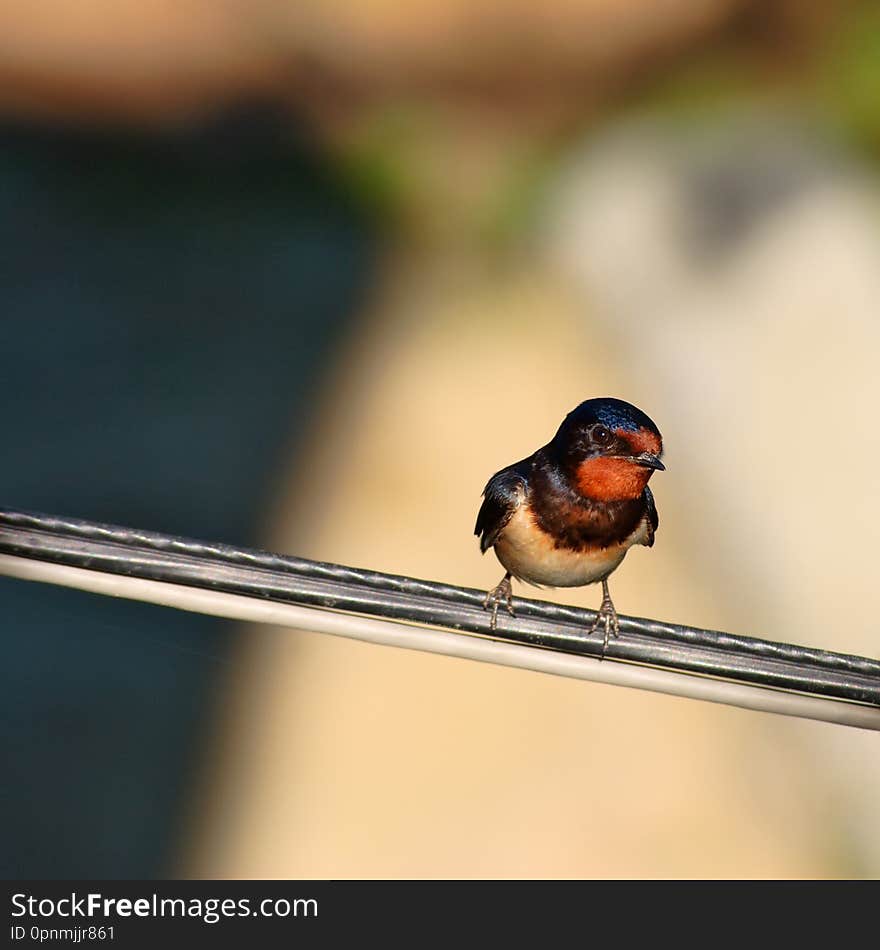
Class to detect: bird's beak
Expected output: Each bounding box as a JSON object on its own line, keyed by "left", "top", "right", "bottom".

{"left": 626, "top": 452, "right": 665, "bottom": 471}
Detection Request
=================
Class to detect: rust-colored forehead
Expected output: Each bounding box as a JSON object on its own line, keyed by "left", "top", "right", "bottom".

{"left": 614, "top": 426, "right": 662, "bottom": 455}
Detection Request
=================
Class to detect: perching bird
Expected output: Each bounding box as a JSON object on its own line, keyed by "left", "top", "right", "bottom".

{"left": 475, "top": 397, "right": 664, "bottom": 653}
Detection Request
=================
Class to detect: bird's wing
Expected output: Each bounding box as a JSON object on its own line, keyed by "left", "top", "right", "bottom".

{"left": 641, "top": 485, "right": 659, "bottom": 547}
{"left": 474, "top": 460, "right": 530, "bottom": 554}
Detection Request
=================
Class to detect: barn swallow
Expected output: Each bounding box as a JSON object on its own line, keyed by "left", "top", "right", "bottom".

{"left": 475, "top": 397, "right": 664, "bottom": 653}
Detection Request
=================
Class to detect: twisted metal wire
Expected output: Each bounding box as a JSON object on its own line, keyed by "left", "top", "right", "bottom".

{"left": 1, "top": 507, "right": 878, "bottom": 710}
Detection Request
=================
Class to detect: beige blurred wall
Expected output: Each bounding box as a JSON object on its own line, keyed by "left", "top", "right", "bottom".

{"left": 184, "top": 258, "right": 849, "bottom": 879}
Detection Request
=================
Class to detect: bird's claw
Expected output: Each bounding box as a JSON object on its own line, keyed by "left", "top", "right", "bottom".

{"left": 483, "top": 574, "right": 514, "bottom": 631}
{"left": 588, "top": 582, "right": 620, "bottom": 658}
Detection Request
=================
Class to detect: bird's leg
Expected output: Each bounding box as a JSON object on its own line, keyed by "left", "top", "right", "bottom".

{"left": 483, "top": 572, "right": 514, "bottom": 630}
{"left": 588, "top": 577, "right": 620, "bottom": 657}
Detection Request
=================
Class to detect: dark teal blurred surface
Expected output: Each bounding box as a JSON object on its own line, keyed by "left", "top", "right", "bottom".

{"left": 0, "top": 110, "right": 376, "bottom": 877}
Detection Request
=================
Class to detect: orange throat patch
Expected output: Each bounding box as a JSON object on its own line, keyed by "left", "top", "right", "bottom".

{"left": 575, "top": 457, "right": 653, "bottom": 502}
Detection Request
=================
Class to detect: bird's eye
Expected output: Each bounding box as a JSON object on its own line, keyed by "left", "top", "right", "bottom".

{"left": 593, "top": 425, "right": 611, "bottom": 445}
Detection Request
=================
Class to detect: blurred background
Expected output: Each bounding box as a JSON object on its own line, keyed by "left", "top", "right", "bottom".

{"left": 2, "top": 0, "right": 879, "bottom": 879}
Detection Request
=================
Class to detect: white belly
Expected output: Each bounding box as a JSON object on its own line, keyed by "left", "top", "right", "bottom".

{"left": 493, "top": 505, "right": 640, "bottom": 588}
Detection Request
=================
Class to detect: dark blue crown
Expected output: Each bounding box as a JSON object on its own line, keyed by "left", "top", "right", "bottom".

{"left": 561, "top": 397, "right": 660, "bottom": 436}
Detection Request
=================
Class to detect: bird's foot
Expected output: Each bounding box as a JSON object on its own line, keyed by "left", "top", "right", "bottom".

{"left": 483, "top": 573, "right": 514, "bottom": 631}
{"left": 588, "top": 581, "right": 620, "bottom": 658}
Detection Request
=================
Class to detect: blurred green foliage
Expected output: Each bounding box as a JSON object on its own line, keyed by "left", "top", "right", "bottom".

{"left": 332, "top": 0, "right": 880, "bottom": 244}
{"left": 818, "top": 2, "right": 880, "bottom": 158}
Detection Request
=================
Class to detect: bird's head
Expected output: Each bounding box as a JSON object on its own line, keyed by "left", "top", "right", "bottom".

{"left": 549, "top": 397, "right": 664, "bottom": 502}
